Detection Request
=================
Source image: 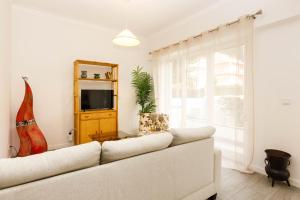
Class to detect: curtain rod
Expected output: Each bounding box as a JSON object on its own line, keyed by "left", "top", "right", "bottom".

{"left": 149, "top": 9, "right": 262, "bottom": 55}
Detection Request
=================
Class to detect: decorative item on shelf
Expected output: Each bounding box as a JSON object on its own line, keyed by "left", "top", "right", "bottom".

{"left": 81, "top": 71, "right": 87, "bottom": 79}
{"left": 16, "top": 76, "right": 48, "bottom": 157}
{"left": 94, "top": 73, "right": 100, "bottom": 79}
{"left": 265, "top": 149, "right": 291, "bottom": 187}
{"left": 105, "top": 72, "right": 112, "bottom": 79}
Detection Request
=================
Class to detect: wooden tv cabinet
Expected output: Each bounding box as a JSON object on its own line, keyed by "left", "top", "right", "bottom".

{"left": 74, "top": 60, "right": 118, "bottom": 144}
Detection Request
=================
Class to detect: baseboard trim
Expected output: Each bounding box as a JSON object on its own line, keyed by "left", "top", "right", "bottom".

{"left": 250, "top": 164, "right": 265, "bottom": 175}
{"left": 250, "top": 164, "right": 300, "bottom": 188}
{"left": 48, "top": 143, "right": 72, "bottom": 150}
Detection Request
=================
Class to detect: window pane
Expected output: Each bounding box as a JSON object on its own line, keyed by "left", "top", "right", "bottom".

{"left": 185, "top": 57, "right": 208, "bottom": 127}
{"left": 170, "top": 56, "right": 208, "bottom": 128}
{"left": 170, "top": 60, "right": 182, "bottom": 127}
{"left": 214, "top": 46, "right": 245, "bottom": 128}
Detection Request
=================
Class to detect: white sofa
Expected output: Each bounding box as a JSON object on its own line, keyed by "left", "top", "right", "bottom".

{"left": 0, "top": 131, "right": 221, "bottom": 200}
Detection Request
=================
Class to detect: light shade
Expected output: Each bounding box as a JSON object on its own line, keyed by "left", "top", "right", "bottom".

{"left": 113, "top": 29, "right": 140, "bottom": 47}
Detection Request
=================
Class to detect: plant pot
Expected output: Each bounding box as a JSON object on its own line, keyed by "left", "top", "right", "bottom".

{"left": 94, "top": 74, "right": 100, "bottom": 79}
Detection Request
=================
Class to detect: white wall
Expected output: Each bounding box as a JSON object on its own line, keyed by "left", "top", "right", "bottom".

{"left": 148, "top": 0, "right": 300, "bottom": 187}
{"left": 0, "top": 0, "right": 11, "bottom": 158}
{"left": 149, "top": 0, "right": 300, "bottom": 50}
{"left": 253, "top": 16, "right": 300, "bottom": 187}
{"left": 11, "top": 6, "right": 149, "bottom": 150}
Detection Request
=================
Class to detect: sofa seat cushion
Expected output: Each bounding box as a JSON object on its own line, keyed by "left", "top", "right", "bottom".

{"left": 0, "top": 141, "right": 101, "bottom": 189}
{"left": 170, "top": 126, "right": 216, "bottom": 146}
{"left": 101, "top": 132, "right": 173, "bottom": 163}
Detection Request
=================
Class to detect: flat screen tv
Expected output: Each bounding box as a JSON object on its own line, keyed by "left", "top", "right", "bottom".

{"left": 81, "top": 90, "right": 114, "bottom": 110}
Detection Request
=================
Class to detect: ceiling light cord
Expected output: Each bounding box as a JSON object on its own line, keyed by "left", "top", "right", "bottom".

{"left": 113, "top": 0, "right": 140, "bottom": 47}
{"left": 124, "top": 0, "right": 130, "bottom": 29}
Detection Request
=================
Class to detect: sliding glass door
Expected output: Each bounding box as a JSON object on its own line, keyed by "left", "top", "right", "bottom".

{"left": 152, "top": 17, "right": 254, "bottom": 172}
{"left": 165, "top": 45, "right": 247, "bottom": 168}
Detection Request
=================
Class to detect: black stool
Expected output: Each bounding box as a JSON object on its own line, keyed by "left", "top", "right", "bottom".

{"left": 264, "top": 149, "right": 291, "bottom": 187}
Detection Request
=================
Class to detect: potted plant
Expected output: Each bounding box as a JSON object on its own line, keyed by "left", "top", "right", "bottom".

{"left": 131, "top": 66, "right": 156, "bottom": 113}
{"left": 131, "top": 66, "right": 156, "bottom": 132}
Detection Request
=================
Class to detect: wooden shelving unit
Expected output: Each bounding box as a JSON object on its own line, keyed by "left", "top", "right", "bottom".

{"left": 74, "top": 60, "right": 119, "bottom": 145}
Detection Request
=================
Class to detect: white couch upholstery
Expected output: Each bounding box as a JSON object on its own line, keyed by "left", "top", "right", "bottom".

{"left": 101, "top": 132, "right": 173, "bottom": 163}
{"left": 170, "top": 127, "right": 216, "bottom": 146}
{"left": 0, "top": 133, "right": 221, "bottom": 200}
{"left": 0, "top": 142, "right": 101, "bottom": 189}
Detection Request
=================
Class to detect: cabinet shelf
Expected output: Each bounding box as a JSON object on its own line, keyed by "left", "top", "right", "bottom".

{"left": 78, "top": 78, "right": 117, "bottom": 82}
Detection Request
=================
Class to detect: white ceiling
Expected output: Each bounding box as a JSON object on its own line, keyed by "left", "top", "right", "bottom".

{"left": 11, "top": 0, "right": 220, "bottom": 36}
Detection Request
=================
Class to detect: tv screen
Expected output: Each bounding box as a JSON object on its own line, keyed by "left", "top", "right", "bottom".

{"left": 81, "top": 90, "right": 114, "bottom": 110}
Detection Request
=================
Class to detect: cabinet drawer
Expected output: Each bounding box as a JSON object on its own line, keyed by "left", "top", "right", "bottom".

{"left": 95, "top": 112, "right": 116, "bottom": 118}
{"left": 81, "top": 112, "right": 116, "bottom": 120}
{"left": 80, "top": 114, "right": 94, "bottom": 120}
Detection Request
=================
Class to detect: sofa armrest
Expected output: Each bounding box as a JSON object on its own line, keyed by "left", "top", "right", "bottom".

{"left": 214, "top": 149, "right": 222, "bottom": 193}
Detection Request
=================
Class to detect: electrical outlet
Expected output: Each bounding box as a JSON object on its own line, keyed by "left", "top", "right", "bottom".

{"left": 68, "top": 129, "right": 74, "bottom": 142}
{"left": 9, "top": 146, "right": 17, "bottom": 158}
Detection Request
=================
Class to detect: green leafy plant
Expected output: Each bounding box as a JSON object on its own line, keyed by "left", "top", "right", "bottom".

{"left": 131, "top": 66, "right": 156, "bottom": 113}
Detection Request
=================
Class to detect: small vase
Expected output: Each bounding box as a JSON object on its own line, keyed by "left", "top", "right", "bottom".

{"left": 81, "top": 71, "right": 87, "bottom": 78}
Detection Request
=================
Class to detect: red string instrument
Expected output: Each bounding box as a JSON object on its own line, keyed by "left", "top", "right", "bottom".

{"left": 16, "top": 77, "right": 48, "bottom": 157}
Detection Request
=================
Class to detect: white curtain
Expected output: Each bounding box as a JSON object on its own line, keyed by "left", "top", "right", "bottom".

{"left": 152, "top": 17, "right": 254, "bottom": 173}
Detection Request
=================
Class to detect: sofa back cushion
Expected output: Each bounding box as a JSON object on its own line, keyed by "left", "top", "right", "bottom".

{"left": 0, "top": 141, "right": 101, "bottom": 189}
{"left": 170, "top": 126, "right": 216, "bottom": 146}
{"left": 101, "top": 132, "right": 173, "bottom": 163}
{"left": 0, "top": 138, "right": 216, "bottom": 200}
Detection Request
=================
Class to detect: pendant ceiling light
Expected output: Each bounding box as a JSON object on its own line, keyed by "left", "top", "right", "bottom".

{"left": 113, "top": 29, "right": 140, "bottom": 47}
{"left": 113, "top": 0, "right": 140, "bottom": 47}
